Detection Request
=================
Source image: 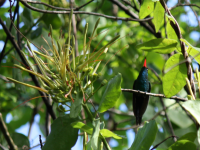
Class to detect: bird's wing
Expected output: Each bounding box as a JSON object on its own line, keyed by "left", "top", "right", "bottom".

{"left": 148, "top": 81, "right": 151, "bottom": 92}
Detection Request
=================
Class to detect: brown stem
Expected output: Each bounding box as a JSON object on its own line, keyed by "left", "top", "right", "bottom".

{"left": 0, "top": 113, "right": 18, "bottom": 150}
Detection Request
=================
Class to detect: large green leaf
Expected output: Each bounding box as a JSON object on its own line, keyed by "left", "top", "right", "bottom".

{"left": 12, "top": 133, "right": 30, "bottom": 149}
{"left": 168, "top": 140, "right": 196, "bottom": 150}
{"left": 129, "top": 120, "right": 158, "bottom": 150}
{"left": 182, "top": 100, "right": 200, "bottom": 124}
{"left": 21, "top": 7, "right": 34, "bottom": 27}
{"left": 98, "top": 73, "right": 122, "bottom": 113}
{"left": 136, "top": 38, "right": 178, "bottom": 54}
{"left": 163, "top": 54, "right": 187, "bottom": 97}
{"left": 86, "top": 119, "right": 101, "bottom": 150}
{"left": 70, "top": 90, "right": 83, "bottom": 118}
{"left": 42, "top": 114, "right": 79, "bottom": 150}
{"left": 139, "top": 0, "right": 154, "bottom": 19}
{"left": 177, "top": 132, "right": 196, "bottom": 142}
{"left": 153, "top": 1, "right": 165, "bottom": 33}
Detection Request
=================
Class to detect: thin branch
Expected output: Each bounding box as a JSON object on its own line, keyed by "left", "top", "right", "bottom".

{"left": 0, "top": 2, "right": 18, "bottom": 64}
{"left": 159, "top": 97, "right": 177, "bottom": 142}
{"left": 24, "top": 0, "right": 94, "bottom": 11}
{"left": 0, "top": 144, "right": 6, "bottom": 150}
{"left": 121, "top": 88, "right": 188, "bottom": 102}
{"left": 169, "top": 3, "right": 200, "bottom": 10}
{"left": 116, "top": 102, "right": 176, "bottom": 131}
{"left": 19, "top": 0, "right": 152, "bottom": 22}
{"left": 0, "top": 17, "right": 56, "bottom": 120}
{"left": 109, "top": 0, "right": 161, "bottom": 38}
{"left": 39, "top": 135, "right": 43, "bottom": 149}
{"left": 151, "top": 136, "right": 178, "bottom": 150}
{"left": 0, "top": 113, "right": 18, "bottom": 150}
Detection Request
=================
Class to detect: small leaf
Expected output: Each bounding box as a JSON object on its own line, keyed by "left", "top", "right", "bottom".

{"left": 11, "top": 133, "right": 30, "bottom": 148}
{"left": 139, "top": 0, "right": 154, "bottom": 19}
{"left": 163, "top": 54, "right": 187, "bottom": 97}
{"left": 177, "top": 132, "right": 196, "bottom": 142}
{"left": 153, "top": 1, "right": 165, "bottom": 33}
{"left": 168, "top": 140, "right": 196, "bottom": 150}
{"left": 70, "top": 90, "right": 83, "bottom": 118}
{"left": 71, "top": 121, "right": 93, "bottom": 135}
{"left": 129, "top": 120, "right": 158, "bottom": 150}
{"left": 42, "top": 114, "right": 79, "bottom": 150}
{"left": 100, "top": 129, "right": 122, "bottom": 139}
{"left": 136, "top": 38, "right": 178, "bottom": 54}
{"left": 98, "top": 73, "right": 122, "bottom": 113}
{"left": 41, "top": 14, "right": 62, "bottom": 29}
{"left": 86, "top": 119, "right": 101, "bottom": 150}
{"left": 182, "top": 100, "right": 200, "bottom": 124}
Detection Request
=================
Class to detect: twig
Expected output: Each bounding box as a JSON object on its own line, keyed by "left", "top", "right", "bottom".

{"left": 169, "top": 3, "right": 200, "bottom": 10}
{"left": 121, "top": 88, "right": 188, "bottom": 101}
{"left": 151, "top": 136, "right": 178, "bottom": 150}
{"left": 159, "top": 97, "right": 177, "bottom": 142}
{"left": 70, "top": 0, "right": 79, "bottom": 57}
{"left": 0, "top": 17, "right": 56, "bottom": 120}
{"left": 0, "top": 144, "right": 6, "bottom": 150}
{"left": 24, "top": 0, "right": 94, "bottom": 11}
{"left": 0, "top": 113, "right": 18, "bottom": 150}
{"left": 19, "top": 0, "right": 152, "bottom": 22}
{"left": 148, "top": 67, "right": 162, "bottom": 83}
{"left": 39, "top": 135, "right": 43, "bottom": 149}
{"left": 109, "top": 0, "right": 161, "bottom": 38}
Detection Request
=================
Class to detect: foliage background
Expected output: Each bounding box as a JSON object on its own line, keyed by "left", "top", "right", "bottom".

{"left": 0, "top": 0, "right": 200, "bottom": 149}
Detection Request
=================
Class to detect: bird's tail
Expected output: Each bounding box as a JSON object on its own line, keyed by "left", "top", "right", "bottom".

{"left": 136, "top": 116, "right": 142, "bottom": 125}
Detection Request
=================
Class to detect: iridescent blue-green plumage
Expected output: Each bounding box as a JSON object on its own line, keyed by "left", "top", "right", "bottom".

{"left": 133, "top": 66, "right": 151, "bottom": 125}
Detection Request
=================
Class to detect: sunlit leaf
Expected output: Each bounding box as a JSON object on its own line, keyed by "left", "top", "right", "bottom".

{"left": 98, "top": 73, "right": 122, "bottom": 113}
{"left": 136, "top": 38, "right": 178, "bottom": 54}
{"left": 139, "top": 0, "right": 154, "bottom": 19}
{"left": 163, "top": 54, "right": 187, "bottom": 97}
{"left": 70, "top": 90, "right": 83, "bottom": 118}
{"left": 168, "top": 140, "right": 196, "bottom": 150}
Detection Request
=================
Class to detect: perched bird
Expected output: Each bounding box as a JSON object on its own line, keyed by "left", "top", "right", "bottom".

{"left": 133, "top": 58, "right": 151, "bottom": 125}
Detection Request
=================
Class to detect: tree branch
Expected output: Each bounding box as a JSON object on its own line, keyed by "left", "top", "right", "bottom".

{"left": 121, "top": 88, "right": 188, "bottom": 102}
{"left": 169, "top": 3, "right": 200, "bottom": 10}
{"left": 19, "top": 0, "right": 152, "bottom": 22}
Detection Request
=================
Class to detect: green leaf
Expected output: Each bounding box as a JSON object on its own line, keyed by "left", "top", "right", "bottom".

{"left": 129, "top": 120, "right": 158, "bottom": 150}
{"left": 71, "top": 121, "right": 93, "bottom": 135}
{"left": 86, "top": 119, "right": 101, "bottom": 150}
{"left": 41, "top": 14, "right": 62, "bottom": 29}
{"left": 11, "top": 133, "right": 30, "bottom": 148}
{"left": 21, "top": 7, "right": 34, "bottom": 27}
{"left": 100, "top": 129, "right": 122, "bottom": 139}
{"left": 168, "top": 140, "right": 196, "bottom": 150}
{"left": 177, "top": 132, "right": 196, "bottom": 142}
{"left": 153, "top": 1, "right": 165, "bottom": 33}
{"left": 182, "top": 100, "right": 200, "bottom": 124}
{"left": 166, "top": 13, "right": 176, "bottom": 24}
{"left": 70, "top": 90, "right": 83, "bottom": 118}
{"left": 181, "top": 38, "right": 200, "bottom": 64}
{"left": 136, "top": 38, "right": 178, "bottom": 54}
{"left": 167, "top": 21, "right": 178, "bottom": 40}
{"left": 139, "top": 0, "right": 154, "bottom": 19}
{"left": 163, "top": 54, "right": 187, "bottom": 97}
{"left": 98, "top": 73, "right": 122, "bottom": 113}
{"left": 42, "top": 114, "right": 79, "bottom": 150}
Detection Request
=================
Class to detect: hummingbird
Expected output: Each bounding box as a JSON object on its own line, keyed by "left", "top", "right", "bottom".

{"left": 133, "top": 58, "right": 151, "bottom": 125}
